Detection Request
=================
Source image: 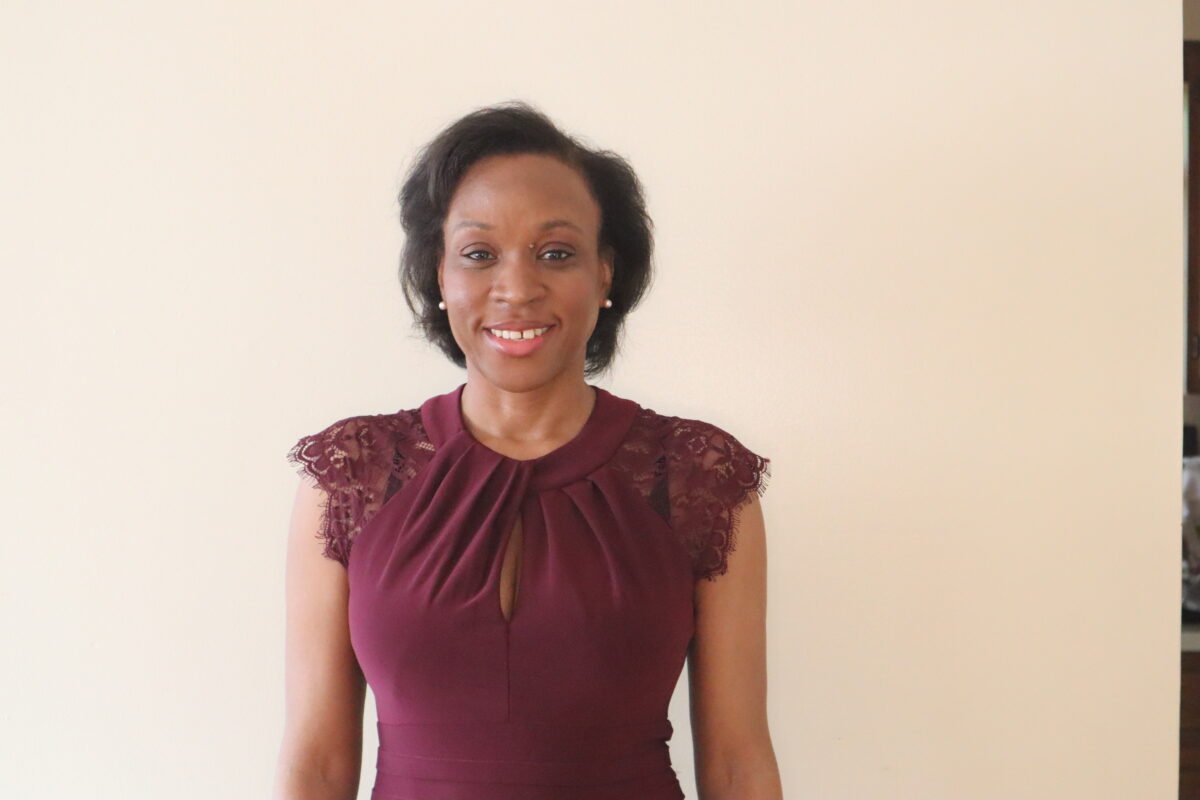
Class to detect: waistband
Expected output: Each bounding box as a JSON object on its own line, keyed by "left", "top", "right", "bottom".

{"left": 371, "top": 718, "right": 682, "bottom": 800}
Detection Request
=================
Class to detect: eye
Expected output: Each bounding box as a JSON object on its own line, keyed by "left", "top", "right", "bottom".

{"left": 540, "top": 249, "right": 574, "bottom": 262}
{"left": 463, "top": 249, "right": 494, "bottom": 262}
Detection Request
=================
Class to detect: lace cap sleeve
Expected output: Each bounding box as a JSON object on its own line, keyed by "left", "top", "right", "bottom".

{"left": 286, "top": 414, "right": 393, "bottom": 567}
{"left": 666, "top": 418, "right": 771, "bottom": 582}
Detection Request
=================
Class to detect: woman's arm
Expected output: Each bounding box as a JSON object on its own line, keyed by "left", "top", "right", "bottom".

{"left": 271, "top": 479, "right": 367, "bottom": 800}
{"left": 688, "top": 493, "right": 783, "bottom": 799}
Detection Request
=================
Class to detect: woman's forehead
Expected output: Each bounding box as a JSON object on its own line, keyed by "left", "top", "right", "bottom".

{"left": 445, "top": 154, "right": 599, "bottom": 231}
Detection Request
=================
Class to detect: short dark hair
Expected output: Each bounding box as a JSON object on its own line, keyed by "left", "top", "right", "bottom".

{"left": 397, "top": 100, "right": 654, "bottom": 378}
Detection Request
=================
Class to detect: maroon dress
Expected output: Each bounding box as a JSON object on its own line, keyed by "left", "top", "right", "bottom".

{"left": 287, "top": 382, "right": 770, "bottom": 800}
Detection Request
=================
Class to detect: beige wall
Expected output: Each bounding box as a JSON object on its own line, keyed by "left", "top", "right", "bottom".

{"left": 0, "top": 1, "right": 1183, "bottom": 798}
{"left": 1186, "top": 0, "right": 1198, "bottom": 432}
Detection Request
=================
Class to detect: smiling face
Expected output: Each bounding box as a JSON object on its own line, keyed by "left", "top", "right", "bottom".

{"left": 438, "top": 153, "right": 613, "bottom": 393}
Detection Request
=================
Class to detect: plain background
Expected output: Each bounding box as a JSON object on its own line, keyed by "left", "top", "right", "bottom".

{"left": 0, "top": 1, "right": 1184, "bottom": 798}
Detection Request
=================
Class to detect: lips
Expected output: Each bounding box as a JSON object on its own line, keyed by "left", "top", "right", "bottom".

{"left": 483, "top": 324, "right": 554, "bottom": 356}
{"left": 485, "top": 320, "right": 555, "bottom": 331}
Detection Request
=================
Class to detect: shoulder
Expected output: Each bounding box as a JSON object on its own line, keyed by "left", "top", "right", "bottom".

{"left": 657, "top": 411, "right": 770, "bottom": 511}
{"left": 285, "top": 407, "right": 432, "bottom": 567}
{"left": 627, "top": 402, "right": 769, "bottom": 482}
{"left": 287, "top": 408, "right": 425, "bottom": 493}
{"left": 618, "top": 401, "right": 772, "bottom": 582}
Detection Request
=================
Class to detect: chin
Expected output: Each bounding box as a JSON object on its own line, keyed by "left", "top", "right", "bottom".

{"left": 471, "top": 362, "right": 581, "bottom": 393}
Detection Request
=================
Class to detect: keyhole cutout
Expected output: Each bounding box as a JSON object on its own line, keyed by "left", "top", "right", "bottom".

{"left": 498, "top": 517, "right": 523, "bottom": 623}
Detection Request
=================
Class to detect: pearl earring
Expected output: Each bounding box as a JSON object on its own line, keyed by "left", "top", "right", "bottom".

{"left": 603, "top": 299, "right": 612, "bottom": 308}
{"left": 438, "top": 300, "right": 446, "bottom": 310}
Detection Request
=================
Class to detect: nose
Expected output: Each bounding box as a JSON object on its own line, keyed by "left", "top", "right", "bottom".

{"left": 490, "top": 250, "right": 547, "bottom": 306}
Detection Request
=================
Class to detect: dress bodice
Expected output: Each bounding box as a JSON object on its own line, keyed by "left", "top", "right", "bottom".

{"left": 288, "top": 383, "right": 770, "bottom": 799}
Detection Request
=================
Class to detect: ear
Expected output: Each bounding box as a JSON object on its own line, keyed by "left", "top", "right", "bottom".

{"left": 600, "top": 247, "right": 614, "bottom": 298}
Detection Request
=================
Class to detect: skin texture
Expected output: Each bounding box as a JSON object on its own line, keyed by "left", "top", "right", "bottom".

{"left": 690, "top": 493, "right": 783, "bottom": 798}
{"left": 273, "top": 152, "right": 780, "bottom": 799}
{"left": 272, "top": 481, "right": 365, "bottom": 800}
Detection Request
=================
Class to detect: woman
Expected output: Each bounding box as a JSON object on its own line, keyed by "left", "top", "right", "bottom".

{"left": 273, "top": 101, "right": 781, "bottom": 800}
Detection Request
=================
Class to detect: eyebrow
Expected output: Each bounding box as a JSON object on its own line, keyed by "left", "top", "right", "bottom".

{"left": 450, "top": 218, "right": 584, "bottom": 234}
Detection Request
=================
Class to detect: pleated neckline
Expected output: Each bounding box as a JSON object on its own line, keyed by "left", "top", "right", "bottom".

{"left": 419, "top": 382, "right": 640, "bottom": 491}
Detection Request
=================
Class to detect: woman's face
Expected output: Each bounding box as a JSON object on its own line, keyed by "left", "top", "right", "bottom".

{"left": 438, "top": 152, "right": 613, "bottom": 392}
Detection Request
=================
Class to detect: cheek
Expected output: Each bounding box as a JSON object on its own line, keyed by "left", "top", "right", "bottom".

{"left": 441, "top": 275, "right": 483, "bottom": 311}
{"left": 564, "top": 285, "right": 603, "bottom": 316}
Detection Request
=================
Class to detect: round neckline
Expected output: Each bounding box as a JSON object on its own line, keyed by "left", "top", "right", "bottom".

{"left": 453, "top": 382, "right": 604, "bottom": 464}
{"left": 419, "top": 381, "right": 641, "bottom": 491}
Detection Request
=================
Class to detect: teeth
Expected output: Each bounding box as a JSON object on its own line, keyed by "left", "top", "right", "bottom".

{"left": 488, "top": 326, "right": 549, "bottom": 340}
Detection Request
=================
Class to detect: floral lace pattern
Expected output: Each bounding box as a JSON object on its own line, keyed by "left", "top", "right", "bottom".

{"left": 607, "top": 408, "right": 675, "bottom": 524}
{"left": 287, "top": 401, "right": 769, "bottom": 579}
{"left": 286, "top": 409, "right": 435, "bottom": 567}
{"left": 661, "top": 417, "right": 771, "bottom": 581}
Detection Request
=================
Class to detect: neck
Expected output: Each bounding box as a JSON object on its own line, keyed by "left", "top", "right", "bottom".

{"left": 459, "top": 375, "right": 596, "bottom": 454}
